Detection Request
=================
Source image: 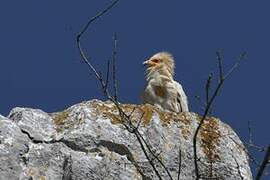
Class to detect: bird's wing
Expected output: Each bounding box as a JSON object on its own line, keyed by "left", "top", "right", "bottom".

{"left": 173, "top": 81, "right": 189, "bottom": 112}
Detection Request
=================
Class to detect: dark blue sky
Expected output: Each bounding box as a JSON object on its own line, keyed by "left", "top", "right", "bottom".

{"left": 0, "top": 0, "right": 269, "bottom": 176}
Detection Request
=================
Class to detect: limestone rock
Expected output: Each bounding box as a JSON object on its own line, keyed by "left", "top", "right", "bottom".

{"left": 0, "top": 99, "right": 252, "bottom": 180}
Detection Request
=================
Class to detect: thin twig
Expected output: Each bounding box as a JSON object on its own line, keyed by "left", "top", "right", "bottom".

{"left": 246, "top": 121, "right": 267, "bottom": 151}
{"left": 112, "top": 33, "right": 118, "bottom": 101}
{"left": 113, "top": 105, "right": 164, "bottom": 180}
{"left": 119, "top": 104, "right": 173, "bottom": 179}
{"left": 136, "top": 129, "right": 174, "bottom": 180}
{"left": 231, "top": 149, "right": 244, "bottom": 180}
{"left": 228, "top": 135, "right": 262, "bottom": 168}
{"left": 177, "top": 148, "right": 182, "bottom": 180}
{"left": 248, "top": 120, "right": 253, "bottom": 144}
{"left": 256, "top": 145, "right": 270, "bottom": 180}
{"left": 205, "top": 73, "right": 213, "bottom": 104}
{"left": 135, "top": 112, "right": 145, "bottom": 131}
{"left": 134, "top": 131, "right": 163, "bottom": 180}
{"left": 194, "top": 95, "right": 207, "bottom": 113}
{"left": 193, "top": 51, "right": 246, "bottom": 180}
{"left": 245, "top": 142, "right": 267, "bottom": 152}
{"left": 216, "top": 50, "right": 224, "bottom": 81}
{"left": 75, "top": 1, "right": 174, "bottom": 179}
{"left": 105, "top": 60, "right": 110, "bottom": 90}
{"left": 77, "top": 0, "right": 120, "bottom": 39}
{"left": 76, "top": 0, "right": 120, "bottom": 99}
{"left": 128, "top": 106, "right": 137, "bottom": 118}
{"left": 224, "top": 52, "right": 247, "bottom": 79}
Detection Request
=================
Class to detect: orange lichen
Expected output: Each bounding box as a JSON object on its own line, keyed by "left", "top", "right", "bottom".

{"left": 89, "top": 102, "right": 155, "bottom": 125}
{"left": 52, "top": 101, "right": 193, "bottom": 140}
{"left": 52, "top": 111, "right": 69, "bottom": 126}
{"left": 39, "top": 176, "right": 46, "bottom": 180}
{"left": 89, "top": 101, "right": 192, "bottom": 128}
{"left": 199, "top": 116, "right": 221, "bottom": 162}
{"left": 26, "top": 168, "right": 36, "bottom": 177}
{"left": 181, "top": 128, "right": 190, "bottom": 140}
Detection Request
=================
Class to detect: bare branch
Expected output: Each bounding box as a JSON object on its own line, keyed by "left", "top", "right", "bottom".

{"left": 136, "top": 130, "right": 174, "bottom": 180}
{"left": 133, "top": 130, "right": 163, "bottom": 180}
{"left": 256, "top": 145, "right": 270, "bottom": 180}
{"left": 205, "top": 72, "right": 213, "bottom": 104}
{"left": 246, "top": 121, "right": 267, "bottom": 151}
{"left": 75, "top": 1, "right": 188, "bottom": 179}
{"left": 248, "top": 120, "right": 253, "bottom": 144}
{"left": 104, "top": 60, "right": 110, "bottom": 91}
{"left": 135, "top": 112, "right": 145, "bottom": 131}
{"left": 112, "top": 33, "right": 118, "bottom": 101}
{"left": 216, "top": 50, "right": 224, "bottom": 81}
{"left": 245, "top": 142, "right": 267, "bottom": 152}
{"left": 224, "top": 52, "right": 247, "bottom": 79}
{"left": 231, "top": 149, "right": 244, "bottom": 180}
{"left": 228, "top": 135, "right": 262, "bottom": 170}
{"left": 111, "top": 105, "right": 166, "bottom": 180}
{"left": 127, "top": 106, "right": 137, "bottom": 118}
{"left": 76, "top": 0, "right": 120, "bottom": 100}
{"left": 77, "top": 0, "right": 120, "bottom": 40}
{"left": 193, "top": 52, "right": 246, "bottom": 179}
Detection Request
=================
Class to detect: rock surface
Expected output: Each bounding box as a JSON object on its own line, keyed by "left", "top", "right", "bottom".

{"left": 0, "top": 100, "right": 252, "bottom": 180}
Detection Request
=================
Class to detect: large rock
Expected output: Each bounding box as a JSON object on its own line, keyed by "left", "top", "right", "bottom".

{"left": 0, "top": 100, "right": 252, "bottom": 180}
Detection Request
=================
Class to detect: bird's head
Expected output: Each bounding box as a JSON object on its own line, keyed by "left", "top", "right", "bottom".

{"left": 143, "top": 52, "right": 175, "bottom": 76}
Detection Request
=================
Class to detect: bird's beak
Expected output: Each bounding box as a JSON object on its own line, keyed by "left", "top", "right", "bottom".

{"left": 143, "top": 60, "right": 155, "bottom": 67}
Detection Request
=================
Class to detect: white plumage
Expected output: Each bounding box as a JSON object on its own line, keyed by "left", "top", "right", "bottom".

{"left": 142, "top": 52, "right": 189, "bottom": 113}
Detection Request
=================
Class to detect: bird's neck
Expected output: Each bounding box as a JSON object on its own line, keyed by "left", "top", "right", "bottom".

{"left": 145, "top": 66, "right": 173, "bottom": 82}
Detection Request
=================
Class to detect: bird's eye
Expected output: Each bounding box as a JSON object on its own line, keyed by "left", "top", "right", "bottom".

{"left": 152, "top": 59, "right": 159, "bottom": 63}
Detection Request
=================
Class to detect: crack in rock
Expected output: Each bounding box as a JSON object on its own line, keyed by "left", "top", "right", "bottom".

{"left": 62, "top": 155, "right": 73, "bottom": 180}
{"left": 59, "top": 139, "right": 89, "bottom": 153}
{"left": 98, "top": 140, "right": 151, "bottom": 180}
{"left": 19, "top": 143, "right": 30, "bottom": 166}
{"left": 19, "top": 128, "right": 89, "bottom": 154}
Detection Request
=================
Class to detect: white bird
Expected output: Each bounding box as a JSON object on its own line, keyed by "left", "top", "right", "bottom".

{"left": 142, "top": 52, "right": 189, "bottom": 113}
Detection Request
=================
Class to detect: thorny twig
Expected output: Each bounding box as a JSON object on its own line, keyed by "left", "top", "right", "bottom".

{"left": 193, "top": 51, "right": 246, "bottom": 180}
{"left": 75, "top": 1, "right": 173, "bottom": 179}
